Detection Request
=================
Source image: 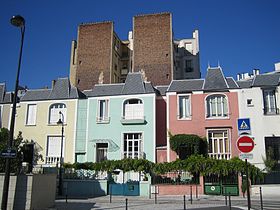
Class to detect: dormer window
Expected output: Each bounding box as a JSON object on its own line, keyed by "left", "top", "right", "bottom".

{"left": 206, "top": 94, "right": 228, "bottom": 118}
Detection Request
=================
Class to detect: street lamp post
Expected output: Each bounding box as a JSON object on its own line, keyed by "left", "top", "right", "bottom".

{"left": 57, "top": 111, "right": 64, "bottom": 196}
{"left": 1, "top": 15, "right": 25, "bottom": 210}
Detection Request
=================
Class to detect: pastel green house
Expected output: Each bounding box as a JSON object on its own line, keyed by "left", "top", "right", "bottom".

{"left": 75, "top": 72, "right": 157, "bottom": 163}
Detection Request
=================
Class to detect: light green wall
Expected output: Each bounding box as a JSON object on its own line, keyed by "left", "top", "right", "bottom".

{"left": 76, "top": 94, "right": 156, "bottom": 163}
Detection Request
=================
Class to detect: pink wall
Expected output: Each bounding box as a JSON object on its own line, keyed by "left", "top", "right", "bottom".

{"left": 168, "top": 92, "right": 239, "bottom": 161}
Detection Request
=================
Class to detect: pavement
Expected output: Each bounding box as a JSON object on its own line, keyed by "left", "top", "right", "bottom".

{"left": 49, "top": 194, "right": 280, "bottom": 210}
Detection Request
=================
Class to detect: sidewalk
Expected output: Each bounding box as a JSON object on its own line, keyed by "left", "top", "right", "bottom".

{"left": 51, "top": 195, "right": 253, "bottom": 210}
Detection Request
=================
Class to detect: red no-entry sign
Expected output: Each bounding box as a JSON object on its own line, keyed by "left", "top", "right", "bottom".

{"left": 237, "top": 136, "right": 254, "bottom": 153}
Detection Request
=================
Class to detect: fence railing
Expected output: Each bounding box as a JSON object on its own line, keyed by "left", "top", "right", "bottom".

{"left": 152, "top": 171, "right": 199, "bottom": 185}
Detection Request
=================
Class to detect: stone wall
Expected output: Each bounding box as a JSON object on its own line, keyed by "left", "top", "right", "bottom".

{"left": 0, "top": 174, "right": 56, "bottom": 210}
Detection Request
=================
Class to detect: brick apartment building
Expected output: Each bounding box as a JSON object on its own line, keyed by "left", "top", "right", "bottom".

{"left": 70, "top": 12, "right": 200, "bottom": 90}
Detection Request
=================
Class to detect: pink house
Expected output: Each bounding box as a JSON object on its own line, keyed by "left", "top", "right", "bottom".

{"left": 166, "top": 67, "right": 240, "bottom": 162}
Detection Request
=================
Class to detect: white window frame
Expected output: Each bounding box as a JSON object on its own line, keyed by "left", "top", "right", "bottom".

{"left": 123, "top": 98, "right": 144, "bottom": 120}
{"left": 177, "top": 94, "right": 191, "bottom": 120}
{"left": 207, "top": 129, "right": 231, "bottom": 160}
{"left": 25, "top": 104, "right": 37, "bottom": 125}
{"left": 96, "top": 99, "right": 110, "bottom": 123}
{"left": 45, "top": 135, "right": 65, "bottom": 165}
{"left": 48, "top": 103, "right": 67, "bottom": 125}
{"left": 122, "top": 132, "right": 143, "bottom": 159}
{"left": 263, "top": 89, "right": 277, "bottom": 114}
{"left": 205, "top": 94, "right": 229, "bottom": 119}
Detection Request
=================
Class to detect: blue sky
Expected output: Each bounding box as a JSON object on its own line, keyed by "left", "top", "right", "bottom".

{"left": 1, "top": 0, "right": 280, "bottom": 91}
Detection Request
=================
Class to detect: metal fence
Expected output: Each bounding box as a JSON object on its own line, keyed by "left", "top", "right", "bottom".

{"left": 152, "top": 171, "right": 199, "bottom": 185}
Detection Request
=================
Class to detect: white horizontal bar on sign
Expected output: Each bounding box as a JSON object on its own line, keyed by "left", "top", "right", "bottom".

{"left": 239, "top": 143, "right": 253, "bottom": 146}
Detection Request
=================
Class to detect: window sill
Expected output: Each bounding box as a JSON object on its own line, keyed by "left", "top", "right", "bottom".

{"left": 96, "top": 120, "right": 110, "bottom": 124}
{"left": 177, "top": 117, "right": 192, "bottom": 121}
{"left": 206, "top": 116, "right": 229, "bottom": 120}
{"left": 25, "top": 124, "right": 36, "bottom": 126}
{"left": 48, "top": 123, "right": 67, "bottom": 126}
{"left": 120, "top": 118, "right": 146, "bottom": 125}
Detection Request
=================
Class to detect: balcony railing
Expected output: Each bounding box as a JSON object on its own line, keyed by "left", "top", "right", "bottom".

{"left": 263, "top": 107, "right": 279, "bottom": 115}
{"left": 45, "top": 156, "right": 63, "bottom": 166}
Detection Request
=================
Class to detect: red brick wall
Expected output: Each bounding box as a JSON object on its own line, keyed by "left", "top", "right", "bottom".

{"left": 133, "top": 13, "right": 173, "bottom": 86}
{"left": 74, "top": 22, "right": 113, "bottom": 90}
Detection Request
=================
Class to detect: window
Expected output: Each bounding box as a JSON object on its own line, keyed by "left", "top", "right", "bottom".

{"left": 265, "top": 137, "right": 280, "bottom": 165}
{"left": 45, "top": 136, "right": 64, "bottom": 165}
{"left": 178, "top": 95, "right": 191, "bottom": 119}
{"left": 123, "top": 99, "right": 144, "bottom": 120}
{"left": 96, "top": 143, "right": 108, "bottom": 162}
{"left": 26, "top": 104, "right": 37, "bottom": 125}
{"left": 208, "top": 130, "right": 231, "bottom": 160}
{"left": 97, "top": 99, "right": 109, "bottom": 123}
{"left": 185, "top": 60, "right": 193, "bottom": 72}
{"left": 247, "top": 99, "right": 253, "bottom": 106}
{"left": 263, "top": 89, "right": 278, "bottom": 115}
{"left": 206, "top": 94, "right": 228, "bottom": 118}
{"left": 49, "top": 103, "right": 66, "bottom": 125}
{"left": 123, "top": 133, "right": 142, "bottom": 159}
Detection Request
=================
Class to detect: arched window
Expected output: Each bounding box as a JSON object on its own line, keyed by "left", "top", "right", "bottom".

{"left": 49, "top": 103, "right": 67, "bottom": 124}
{"left": 123, "top": 99, "right": 144, "bottom": 120}
{"left": 206, "top": 94, "right": 228, "bottom": 118}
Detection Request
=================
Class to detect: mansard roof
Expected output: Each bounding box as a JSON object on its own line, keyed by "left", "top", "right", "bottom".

{"left": 203, "top": 67, "right": 229, "bottom": 90}
{"left": 252, "top": 74, "right": 280, "bottom": 87}
{"left": 168, "top": 79, "right": 204, "bottom": 92}
{"left": 21, "top": 78, "right": 85, "bottom": 101}
{"left": 167, "top": 67, "right": 238, "bottom": 93}
{"left": 236, "top": 71, "right": 280, "bottom": 88}
{"left": 84, "top": 72, "right": 156, "bottom": 97}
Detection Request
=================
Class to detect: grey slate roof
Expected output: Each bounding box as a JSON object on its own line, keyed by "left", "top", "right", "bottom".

{"left": 167, "top": 67, "right": 240, "bottom": 93}
{"left": 168, "top": 79, "right": 204, "bottom": 92}
{"left": 226, "top": 77, "right": 239, "bottom": 89}
{"left": 155, "top": 86, "right": 169, "bottom": 96}
{"left": 252, "top": 74, "right": 280, "bottom": 87}
{"left": 21, "top": 78, "right": 85, "bottom": 101}
{"left": 84, "top": 72, "right": 156, "bottom": 97}
{"left": 203, "top": 67, "right": 228, "bottom": 90}
{"left": 236, "top": 80, "right": 253, "bottom": 88}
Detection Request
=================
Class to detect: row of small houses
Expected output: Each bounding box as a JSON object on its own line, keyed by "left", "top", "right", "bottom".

{"left": 0, "top": 66, "right": 280, "bottom": 174}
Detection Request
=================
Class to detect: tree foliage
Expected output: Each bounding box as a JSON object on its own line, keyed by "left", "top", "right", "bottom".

{"left": 64, "top": 155, "right": 263, "bottom": 180}
{"left": 0, "top": 128, "right": 23, "bottom": 173}
{"left": 170, "top": 134, "right": 208, "bottom": 159}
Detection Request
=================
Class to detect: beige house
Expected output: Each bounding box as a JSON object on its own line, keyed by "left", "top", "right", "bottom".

{"left": 0, "top": 83, "right": 12, "bottom": 129}
{"left": 14, "top": 78, "right": 85, "bottom": 166}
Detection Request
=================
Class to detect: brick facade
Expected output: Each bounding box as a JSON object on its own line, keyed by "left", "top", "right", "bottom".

{"left": 133, "top": 13, "right": 173, "bottom": 86}
{"left": 72, "top": 22, "right": 113, "bottom": 90}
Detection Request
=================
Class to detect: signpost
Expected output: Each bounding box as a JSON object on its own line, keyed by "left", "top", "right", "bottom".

{"left": 237, "top": 118, "right": 251, "bottom": 135}
{"left": 0, "top": 148, "right": 17, "bottom": 159}
{"left": 237, "top": 135, "right": 254, "bottom": 210}
{"left": 237, "top": 136, "right": 254, "bottom": 154}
